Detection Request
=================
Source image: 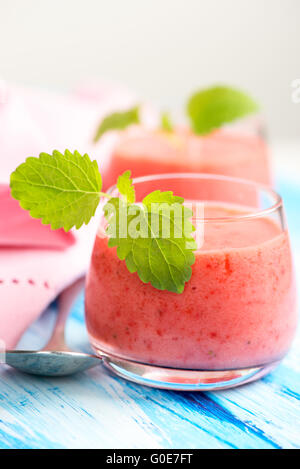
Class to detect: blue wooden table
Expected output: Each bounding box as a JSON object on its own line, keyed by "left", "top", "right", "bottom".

{"left": 0, "top": 176, "right": 299, "bottom": 449}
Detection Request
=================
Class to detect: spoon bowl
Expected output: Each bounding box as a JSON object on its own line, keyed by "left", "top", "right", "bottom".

{"left": 3, "top": 277, "right": 101, "bottom": 377}
{"left": 5, "top": 350, "right": 100, "bottom": 377}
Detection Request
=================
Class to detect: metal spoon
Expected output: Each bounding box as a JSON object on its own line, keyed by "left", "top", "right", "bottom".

{"left": 3, "top": 277, "right": 101, "bottom": 377}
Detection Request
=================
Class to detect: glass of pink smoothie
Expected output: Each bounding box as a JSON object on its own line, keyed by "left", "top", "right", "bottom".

{"left": 103, "top": 127, "right": 271, "bottom": 190}
{"left": 85, "top": 174, "right": 297, "bottom": 390}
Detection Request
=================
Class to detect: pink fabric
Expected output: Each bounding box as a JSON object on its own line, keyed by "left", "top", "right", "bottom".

{"left": 0, "top": 185, "right": 76, "bottom": 249}
{"left": 0, "top": 81, "right": 136, "bottom": 348}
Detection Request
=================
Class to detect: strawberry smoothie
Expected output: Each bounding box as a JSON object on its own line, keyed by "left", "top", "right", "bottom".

{"left": 85, "top": 204, "right": 297, "bottom": 370}
{"left": 104, "top": 127, "right": 271, "bottom": 190}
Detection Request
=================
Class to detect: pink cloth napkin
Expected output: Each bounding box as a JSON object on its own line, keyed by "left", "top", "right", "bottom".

{"left": 0, "top": 80, "right": 136, "bottom": 348}
{"left": 0, "top": 185, "right": 76, "bottom": 249}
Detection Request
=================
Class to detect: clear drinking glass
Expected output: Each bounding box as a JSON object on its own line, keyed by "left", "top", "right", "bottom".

{"left": 85, "top": 174, "right": 297, "bottom": 391}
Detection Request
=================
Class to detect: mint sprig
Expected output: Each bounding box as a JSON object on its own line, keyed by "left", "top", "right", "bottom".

{"left": 187, "top": 85, "right": 259, "bottom": 135}
{"left": 10, "top": 150, "right": 197, "bottom": 293}
{"left": 94, "top": 106, "right": 140, "bottom": 142}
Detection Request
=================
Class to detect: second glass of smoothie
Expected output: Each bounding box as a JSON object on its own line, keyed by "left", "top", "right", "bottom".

{"left": 103, "top": 127, "right": 271, "bottom": 190}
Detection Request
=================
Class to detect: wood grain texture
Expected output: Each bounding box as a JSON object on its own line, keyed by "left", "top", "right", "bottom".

{"left": 0, "top": 177, "right": 299, "bottom": 449}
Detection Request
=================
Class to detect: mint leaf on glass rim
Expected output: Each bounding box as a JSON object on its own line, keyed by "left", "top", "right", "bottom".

{"left": 187, "top": 85, "right": 259, "bottom": 135}
{"left": 10, "top": 150, "right": 103, "bottom": 231}
{"left": 94, "top": 106, "right": 140, "bottom": 142}
{"left": 116, "top": 170, "right": 136, "bottom": 204}
{"left": 104, "top": 190, "right": 197, "bottom": 294}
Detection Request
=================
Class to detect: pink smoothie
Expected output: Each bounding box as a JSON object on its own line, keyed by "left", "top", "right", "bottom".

{"left": 104, "top": 127, "right": 271, "bottom": 190}
{"left": 85, "top": 205, "right": 297, "bottom": 370}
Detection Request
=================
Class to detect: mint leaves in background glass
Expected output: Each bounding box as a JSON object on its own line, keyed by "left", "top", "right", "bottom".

{"left": 187, "top": 85, "right": 259, "bottom": 135}
{"left": 160, "top": 112, "right": 174, "bottom": 132}
{"left": 93, "top": 84, "right": 259, "bottom": 141}
{"left": 10, "top": 151, "right": 196, "bottom": 294}
{"left": 93, "top": 106, "right": 140, "bottom": 142}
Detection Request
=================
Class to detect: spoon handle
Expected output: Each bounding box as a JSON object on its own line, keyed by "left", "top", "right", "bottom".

{"left": 43, "top": 276, "right": 85, "bottom": 351}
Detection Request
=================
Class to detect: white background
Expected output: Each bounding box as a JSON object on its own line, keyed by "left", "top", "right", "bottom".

{"left": 0, "top": 0, "right": 299, "bottom": 140}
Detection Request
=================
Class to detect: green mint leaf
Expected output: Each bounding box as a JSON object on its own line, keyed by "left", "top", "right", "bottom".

{"left": 187, "top": 85, "right": 259, "bottom": 135}
{"left": 94, "top": 106, "right": 140, "bottom": 142}
{"left": 10, "top": 150, "right": 102, "bottom": 231}
{"left": 116, "top": 170, "right": 135, "bottom": 204}
{"left": 142, "top": 190, "right": 183, "bottom": 208}
{"left": 104, "top": 190, "right": 197, "bottom": 294}
{"left": 161, "top": 112, "right": 174, "bottom": 132}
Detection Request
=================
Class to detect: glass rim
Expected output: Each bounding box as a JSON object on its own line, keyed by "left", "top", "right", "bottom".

{"left": 105, "top": 172, "right": 283, "bottom": 222}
